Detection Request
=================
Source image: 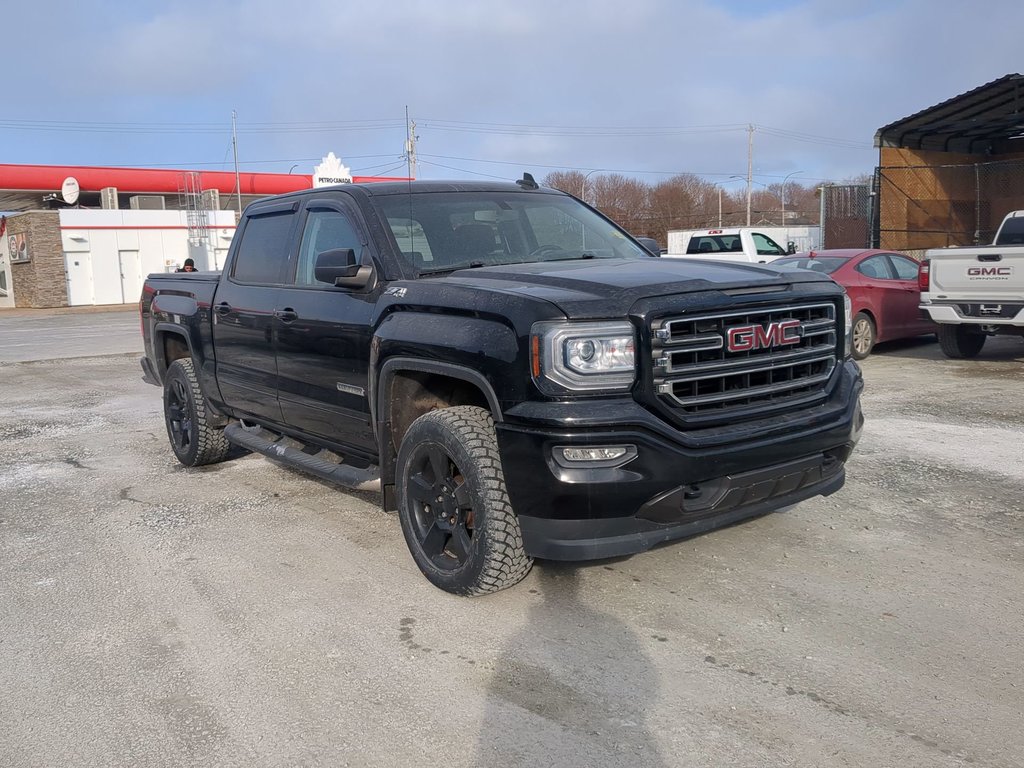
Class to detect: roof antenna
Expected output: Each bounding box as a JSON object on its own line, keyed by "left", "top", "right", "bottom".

{"left": 516, "top": 172, "right": 538, "bottom": 190}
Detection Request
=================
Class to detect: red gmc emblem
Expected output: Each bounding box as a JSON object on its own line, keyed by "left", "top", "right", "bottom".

{"left": 727, "top": 320, "right": 802, "bottom": 352}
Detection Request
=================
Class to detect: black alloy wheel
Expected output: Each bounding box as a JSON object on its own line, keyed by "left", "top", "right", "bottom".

{"left": 404, "top": 442, "right": 474, "bottom": 571}
{"left": 162, "top": 358, "right": 231, "bottom": 467}
{"left": 396, "top": 406, "right": 532, "bottom": 596}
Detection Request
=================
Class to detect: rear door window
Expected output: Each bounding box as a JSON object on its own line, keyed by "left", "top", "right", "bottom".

{"left": 886, "top": 254, "right": 920, "bottom": 280}
{"left": 232, "top": 210, "right": 295, "bottom": 284}
{"left": 856, "top": 255, "right": 896, "bottom": 280}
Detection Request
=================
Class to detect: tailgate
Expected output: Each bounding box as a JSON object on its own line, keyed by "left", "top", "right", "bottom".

{"left": 929, "top": 246, "right": 1024, "bottom": 301}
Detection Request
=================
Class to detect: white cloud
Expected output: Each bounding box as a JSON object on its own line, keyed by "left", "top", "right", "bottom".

{"left": 2, "top": 0, "right": 1021, "bottom": 183}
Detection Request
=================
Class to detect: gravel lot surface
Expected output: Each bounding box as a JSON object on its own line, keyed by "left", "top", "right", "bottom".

{"left": 1, "top": 313, "right": 1021, "bottom": 767}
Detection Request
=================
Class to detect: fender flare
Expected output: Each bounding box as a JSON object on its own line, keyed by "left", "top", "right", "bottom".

{"left": 151, "top": 322, "right": 195, "bottom": 378}
{"left": 371, "top": 357, "right": 504, "bottom": 436}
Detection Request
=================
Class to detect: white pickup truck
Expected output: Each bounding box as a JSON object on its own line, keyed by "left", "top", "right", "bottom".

{"left": 919, "top": 210, "right": 1024, "bottom": 358}
{"left": 663, "top": 228, "right": 790, "bottom": 264}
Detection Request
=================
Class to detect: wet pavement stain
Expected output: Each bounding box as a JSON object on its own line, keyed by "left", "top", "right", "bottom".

{"left": 701, "top": 654, "right": 979, "bottom": 763}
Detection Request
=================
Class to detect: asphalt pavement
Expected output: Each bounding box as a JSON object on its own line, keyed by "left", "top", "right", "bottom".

{"left": 0, "top": 306, "right": 141, "bottom": 363}
{"left": 0, "top": 316, "right": 1022, "bottom": 767}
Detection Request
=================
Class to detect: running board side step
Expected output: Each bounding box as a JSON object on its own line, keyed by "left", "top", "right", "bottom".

{"left": 224, "top": 423, "right": 380, "bottom": 492}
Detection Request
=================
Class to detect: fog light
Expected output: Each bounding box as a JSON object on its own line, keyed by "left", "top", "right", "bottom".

{"left": 560, "top": 446, "right": 629, "bottom": 462}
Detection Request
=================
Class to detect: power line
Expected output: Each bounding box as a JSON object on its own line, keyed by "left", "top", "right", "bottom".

{"left": 755, "top": 123, "right": 871, "bottom": 150}
{"left": 0, "top": 118, "right": 405, "bottom": 135}
{"left": 0, "top": 115, "right": 873, "bottom": 150}
{"left": 417, "top": 159, "right": 511, "bottom": 180}
{"left": 419, "top": 119, "right": 748, "bottom": 138}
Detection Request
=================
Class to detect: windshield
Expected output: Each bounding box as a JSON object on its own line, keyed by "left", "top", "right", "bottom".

{"left": 375, "top": 190, "right": 651, "bottom": 274}
{"left": 772, "top": 257, "right": 847, "bottom": 274}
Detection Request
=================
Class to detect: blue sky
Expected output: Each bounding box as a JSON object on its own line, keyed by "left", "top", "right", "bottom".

{"left": 2, "top": 0, "right": 1020, "bottom": 188}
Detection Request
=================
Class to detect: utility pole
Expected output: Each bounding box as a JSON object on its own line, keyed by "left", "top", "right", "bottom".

{"left": 718, "top": 186, "right": 723, "bottom": 227}
{"left": 404, "top": 106, "right": 418, "bottom": 180}
{"left": 231, "top": 110, "right": 242, "bottom": 214}
{"left": 746, "top": 124, "right": 754, "bottom": 226}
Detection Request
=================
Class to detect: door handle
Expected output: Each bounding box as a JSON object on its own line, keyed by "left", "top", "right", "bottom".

{"left": 274, "top": 308, "right": 298, "bottom": 323}
{"left": 214, "top": 301, "right": 231, "bottom": 316}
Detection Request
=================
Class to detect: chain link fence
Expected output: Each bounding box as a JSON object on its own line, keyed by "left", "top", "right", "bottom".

{"left": 875, "top": 158, "right": 1024, "bottom": 255}
{"left": 820, "top": 184, "right": 872, "bottom": 249}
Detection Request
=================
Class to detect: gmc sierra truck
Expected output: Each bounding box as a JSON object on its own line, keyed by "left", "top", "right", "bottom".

{"left": 919, "top": 210, "right": 1024, "bottom": 358}
{"left": 140, "top": 176, "right": 864, "bottom": 596}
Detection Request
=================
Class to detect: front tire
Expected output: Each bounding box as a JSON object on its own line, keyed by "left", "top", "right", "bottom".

{"left": 937, "top": 324, "right": 986, "bottom": 359}
{"left": 163, "top": 358, "right": 231, "bottom": 467}
{"left": 396, "top": 406, "right": 532, "bottom": 596}
{"left": 851, "top": 312, "right": 876, "bottom": 360}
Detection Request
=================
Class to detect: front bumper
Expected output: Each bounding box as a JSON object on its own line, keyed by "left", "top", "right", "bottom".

{"left": 496, "top": 359, "right": 863, "bottom": 561}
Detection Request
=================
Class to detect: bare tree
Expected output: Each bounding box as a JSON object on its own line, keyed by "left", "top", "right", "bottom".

{"left": 540, "top": 170, "right": 867, "bottom": 242}
{"left": 648, "top": 174, "right": 721, "bottom": 232}
{"left": 543, "top": 171, "right": 587, "bottom": 198}
{"left": 590, "top": 174, "right": 649, "bottom": 235}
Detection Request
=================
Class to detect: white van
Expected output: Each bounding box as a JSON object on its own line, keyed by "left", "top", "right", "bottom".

{"left": 663, "top": 228, "right": 791, "bottom": 264}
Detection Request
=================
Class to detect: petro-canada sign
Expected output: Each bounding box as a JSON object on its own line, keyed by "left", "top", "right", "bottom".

{"left": 313, "top": 152, "right": 353, "bottom": 188}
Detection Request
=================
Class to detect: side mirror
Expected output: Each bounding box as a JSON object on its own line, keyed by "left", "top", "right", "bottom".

{"left": 314, "top": 248, "right": 373, "bottom": 289}
{"left": 786, "top": 241, "right": 797, "bottom": 255}
{"left": 635, "top": 236, "right": 661, "bottom": 257}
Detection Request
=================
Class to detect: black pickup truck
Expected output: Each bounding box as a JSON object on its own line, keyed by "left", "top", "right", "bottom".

{"left": 140, "top": 176, "right": 863, "bottom": 596}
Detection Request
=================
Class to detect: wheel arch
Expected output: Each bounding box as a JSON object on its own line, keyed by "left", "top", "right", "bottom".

{"left": 154, "top": 326, "right": 227, "bottom": 427}
{"left": 373, "top": 357, "right": 503, "bottom": 505}
{"left": 853, "top": 307, "right": 879, "bottom": 338}
{"left": 152, "top": 323, "right": 194, "bottom": 379}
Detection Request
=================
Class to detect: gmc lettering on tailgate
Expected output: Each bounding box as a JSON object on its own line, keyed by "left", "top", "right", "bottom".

{"left": 967, "top": 266, "right": 1013, "bottom": 279}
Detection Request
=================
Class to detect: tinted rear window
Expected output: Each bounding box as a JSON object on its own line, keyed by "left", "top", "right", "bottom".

{"left": 232, "top": 211, "right": 294, "bottom": 284}
{"left": 772, "top": 257, "right": 846, "bottom": 274}
{"left": 686, "top": 235, "right": 741, "bottom": 254}
{"left": 995, "top": 216, "right": 1024, "bottom": 245}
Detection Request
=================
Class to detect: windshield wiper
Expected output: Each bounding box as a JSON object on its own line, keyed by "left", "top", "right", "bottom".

{"left": 418, "top": 260, "right": 487, "bottom": 276}
{"left": 542, "top": 252, "right": 598, "bottom": 262}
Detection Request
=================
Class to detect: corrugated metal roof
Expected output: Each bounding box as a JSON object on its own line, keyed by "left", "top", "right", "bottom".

{"left": 874, "top": 73, "right": 1024, "bottom": 154}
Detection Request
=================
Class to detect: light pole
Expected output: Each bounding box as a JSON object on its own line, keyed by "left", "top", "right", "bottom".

{"left": 734, "top": 175, "right": 794, "bottom": 225}
{"left": 780, "top": 170, "right": 803, "bottom": 226}
{"left": 729, "top": 178, "right": 761, "bottom": 228}
{"left": 580, "top": 169, "right": 601, "bottom": 205}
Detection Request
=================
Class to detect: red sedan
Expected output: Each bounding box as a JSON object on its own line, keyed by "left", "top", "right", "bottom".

{"left": 772, "top": 249, "right": 936, "bottom": 359}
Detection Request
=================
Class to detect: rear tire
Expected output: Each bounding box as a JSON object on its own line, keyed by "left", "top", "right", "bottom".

{"left": 163, "top": 358, "right": 231, "bottom": 466}
{"left": 851, "top": 312, "right": 876, "bottom": 360}
{"left": 937, "top": 324, "right": 986, "bottom": 359}
{"left": 396, "top": 406, "right": 532, "bottom": 596}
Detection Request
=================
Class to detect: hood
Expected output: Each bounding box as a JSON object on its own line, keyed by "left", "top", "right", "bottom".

{"left": 421, "top": 257, "right": 830, "bottom": 318}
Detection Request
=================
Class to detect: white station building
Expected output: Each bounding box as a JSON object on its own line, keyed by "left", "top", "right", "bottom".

{"left": 0, "top": 154, "right": 406, "bottom": 309}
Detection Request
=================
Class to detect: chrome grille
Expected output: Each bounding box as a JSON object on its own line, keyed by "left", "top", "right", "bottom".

{"left": 652, "top": 302, "right": 838, "bottom": 418}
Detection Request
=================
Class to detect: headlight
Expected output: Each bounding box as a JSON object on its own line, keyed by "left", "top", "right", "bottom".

{"left": 531, "top": 320, "right": 636, "bottom": 393}
{"left": 843, "top": 290, "right": 853, "bottom": 359}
